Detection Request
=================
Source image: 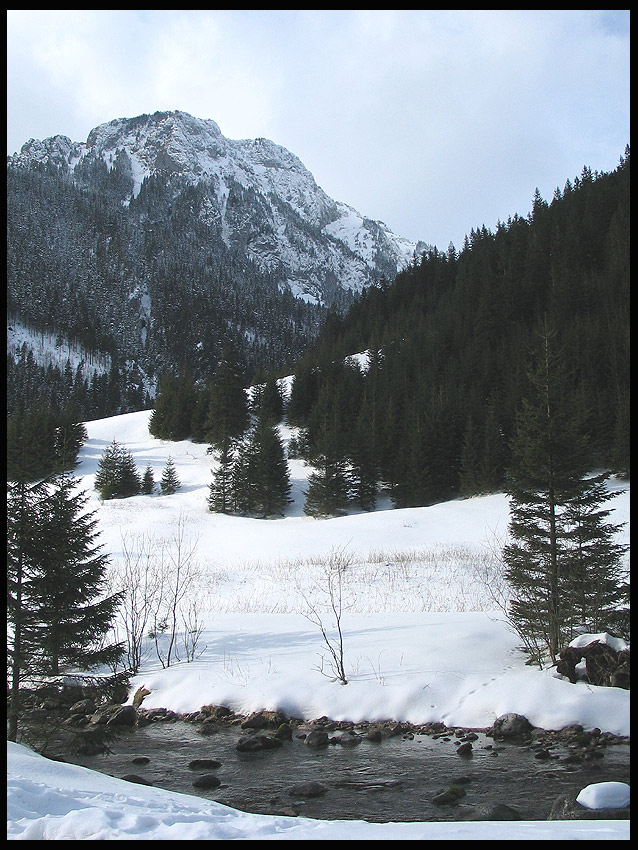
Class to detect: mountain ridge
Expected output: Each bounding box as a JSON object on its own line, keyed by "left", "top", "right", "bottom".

{"left": 9, "top": 109, "right": 427, "bottom": 303}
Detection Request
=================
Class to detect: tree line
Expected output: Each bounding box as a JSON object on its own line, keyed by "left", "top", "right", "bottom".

{"left": 285, "top": 152, "right": 630, "bottom": 511}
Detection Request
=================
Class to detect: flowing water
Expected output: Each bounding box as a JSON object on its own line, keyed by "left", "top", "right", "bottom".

{"left": 65, "top": 721, "right": 630, "bottom": 823}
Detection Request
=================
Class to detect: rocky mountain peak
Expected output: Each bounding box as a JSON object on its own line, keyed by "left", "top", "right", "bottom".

{"left": 8, "top": 110, "right": 428, "bottom": 302}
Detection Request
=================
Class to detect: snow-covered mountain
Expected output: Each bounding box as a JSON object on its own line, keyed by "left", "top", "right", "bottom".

{"left": 10, "top": 110, "right": 427, "bottom": 303}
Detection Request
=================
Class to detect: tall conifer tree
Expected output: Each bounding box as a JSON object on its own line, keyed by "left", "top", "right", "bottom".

{"left": 503, "top": 325, "right": 627, "bottom": 663}
{"left": 7, "top": 475, "right": 124, "bottom": 742}
{"left": 208, "top": 438, "right": 235, "bottom": 513}
{"left": 248, "top": 415, "right": 292, "bottom": 516}
{"left": 304, "top": 416, "right": 350, "bottom": 518}
{"left": 206, "top": 342, "right": 249, "bottom": 450}
{"left": 160, "top": 457, "right": 181, "bottom": 495}
{"left": 33, "top": 476, "right": 124, "bottom": 676}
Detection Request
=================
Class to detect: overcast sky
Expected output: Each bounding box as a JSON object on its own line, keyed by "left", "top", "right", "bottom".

{"left": 7, "top": 9, "right": 630, "bottom": 250}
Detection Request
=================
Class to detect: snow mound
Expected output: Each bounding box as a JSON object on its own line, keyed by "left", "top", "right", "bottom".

{"left": 576, "top": 782, "right": 630, "bottom": 811}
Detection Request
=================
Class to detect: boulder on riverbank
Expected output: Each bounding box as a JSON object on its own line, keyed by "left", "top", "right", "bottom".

{"left": 460, "top": 803, "right": 522, "bottom": 821}
{"left": 548, "top": 793, "right": 630, "bottom": 820}
{"left": 487, "top": 713, "right": 533, "bottom": 743}
{"left": 303, "top": 729, "right": 330, "bottom": 748}
{"left": 556, "top": 636, "right": 630, "bottom": 688}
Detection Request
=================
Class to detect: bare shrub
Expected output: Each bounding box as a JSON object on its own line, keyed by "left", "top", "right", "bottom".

{"left": 296, "top": 547, "right": 353, "bottom": 684}
{"left": 149, "top": 512, "right": 202, "bottom": 668}
{"left": 111, "top": 512, "right": 204, "bottom": 670}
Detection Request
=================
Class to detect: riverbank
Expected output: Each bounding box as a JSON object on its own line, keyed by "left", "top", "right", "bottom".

{"left": 22, "top": 694, "right": 630, "bottom": 826}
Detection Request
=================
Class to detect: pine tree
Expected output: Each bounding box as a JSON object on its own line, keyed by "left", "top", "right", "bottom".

{"left": 115, "top": 444, "right": 142, "bottom": 497}
{"left": 304, "top": 457, "right": 350, "bottom": 518}
{"left": 94, "top": 440, "right": 121, "bottom": 500}
{"left": 349, "top": 396, "right": 379, "bottom": 511}
{"left": 33, "top": 476, "right": 124, "bottom": 676}
{"left": 7, "top": 475, "right": 124, "bottom": 742}
{"left": 286, "top": 360, "right": 320, "bottom": 426}
{"left": 160, "top": 457, "right": 181, "bottom": 495}
{"left": 231, "top": 435, "right": 259, "bottom": 515}
{"left": 53, "top": 409, "right": 88, "bottom": 474}
{"left": 7, "top": 477, "right": 49, "bottom": 741}
{"left": 208, "top": 438, "right": 235, "bottom": 513}
{"left": 94, "top": 440, "right": 141, "bottom": 500}
{"left": 149, "top": 372, "right": 180, "bottom": 439}
{"left": 149, "top": 369, "right": 197, "bottom": 441}
{"left": 561, "top": 472, "right": 629, "bottom": 640}
{"left": 303, "top": 414, "right": 350, "bottom": 518}
{"left": 142, "top": 464, "right": 155, "bottom": 495}
{"left": 190, "top": 383, "right": 212, "bottom": 443}
{"left": 206, "top": 342, "right": 250, "bottom": 450}
{"left": 248, "top": 415, "right": 292, "bottom": 517}
{"left": 502, "top": 325, "right": 626, "bottom": 664}
{"left": 7, "top": 404, "right": 57, "bottom": 483}
{"left": 257, "top": 372, "right": 284, "bottom": 424}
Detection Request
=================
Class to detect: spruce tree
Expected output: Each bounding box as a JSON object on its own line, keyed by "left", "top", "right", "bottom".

{"left": 248, "top": 415, "right": 292, "bottom": 517}
{"left": 94, "top": 440, "right": 141, "bottom": 500}
{"left": 7, "top": 404, "right": 58, "bottom": 483}
{"left": 160, "top": 457, "right": 181, "bottom": 495}
{"left": 118, "top": 445, "right": 142, "bottom": 496}
{"left": 142, "top": 464, "right": 156, "bottom": 495}
{"left": 7, "top": 475, "right": 124, "bottom": 742}
{"left": 231, "top": 435, "right": 259, "bottom": 515}
{"left": 257, "top": 372, "right": 284, "bottom": 424}
{"left": 208, "top": 438, "right": 235, "bottom": 513}
{"left": 190, "top": 383, "right": 212, "bottom": 443}
{"left": 303, "top": 414, "right": 350, "bottom": 518}
{"left": 149, "top": 369, "right": 197, "bottom": 441}
{"left": 350, "top": 397, "right": 378, "bottom": 511}
{"left": 53, "top": 407, "right": 88, "bottom": 474}
{"left": 149, "top": 372, "right": 180, "bottom": 439}
{"left": 561, "top": 472, "right": 629, "bottom": 639}
{"left": 304, "top": 457, "right": 350, "bottom": 518}
{"left": 286, "top": 360, "right": 320, "bottom": 426}
{"left": 94, "top": 440, "right": 121, "bottom": 500}
{"left": 502, "top": 325, "right": 626, "bottom": 664}
{"left": 7, "top": 477, "right": 49, "bottom": 741}
{"left": 33, "top": 476, "right": 124, "bottom": 676}
{"left": 205, "top": 342, "right": 249, "bottom": 450}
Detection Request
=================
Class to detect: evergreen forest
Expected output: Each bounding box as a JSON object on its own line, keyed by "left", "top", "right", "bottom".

{"left": 285, "top": 153, "right": 630, "bottom": 510}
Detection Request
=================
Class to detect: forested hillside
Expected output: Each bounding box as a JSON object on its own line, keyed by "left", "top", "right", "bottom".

{"left": 286, "top": 151, "right": 630, "bottom": 509}
{"left": 6, "top": 158, "right": 331, "bottom": 420}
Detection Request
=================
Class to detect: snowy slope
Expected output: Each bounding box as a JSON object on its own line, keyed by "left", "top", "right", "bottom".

{"left": 66, "top": 408, "right": 631, "bottom": 735}
{"left": 6, "top": 408, "right": 630, "bottom": 840}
